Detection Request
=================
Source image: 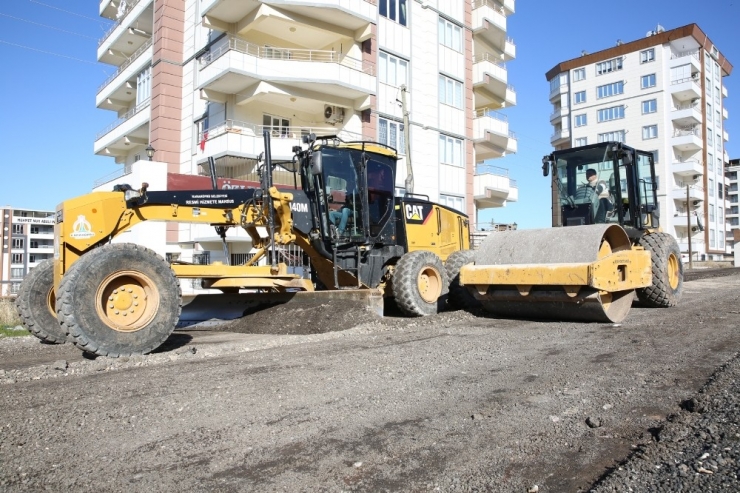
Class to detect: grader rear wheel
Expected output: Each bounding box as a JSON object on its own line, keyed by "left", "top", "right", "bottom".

{"left": 394, "top": 250, "right": 448, "bottom": 317}
{"left": 636, "top": 232, "right": 683, "bottom": 308}
{"left": 57, "top": 244, "right": 182, "bottom": 357}
{"left": 15, "top": 259, "right": 67, "bottom": 344}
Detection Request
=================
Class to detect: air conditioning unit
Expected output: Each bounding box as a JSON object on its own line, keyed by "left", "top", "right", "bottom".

{"left": 691, "top": 226, "right": 699, "bottom": 232}
{"left": 324, "top": 105, "right": 344, "bottom": 124}
{"left": 692, "top": 200, "right": 701, "bottom": 206}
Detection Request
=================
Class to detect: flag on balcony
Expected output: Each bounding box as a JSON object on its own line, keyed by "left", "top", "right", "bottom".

{"left": 199, "top": 131, "right": 208, "bottom": 152}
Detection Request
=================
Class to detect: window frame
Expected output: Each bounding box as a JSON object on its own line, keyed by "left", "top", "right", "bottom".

{"left": 641, "top": 73, "right": 656, "bottom": 89}
{"left": 378, "top": 117, "right": 406, "bottom": 155}
{"left": 573, "top": 68, "right": 586, "bottom": 81}
{"left": 438, "top": 17, "right": 462, "bottom": 53}
{"left": 596, "top": 81, "right": 624, "bottom": 99}
{"left": 379, "top": 0, "right": 408, "bottom": 26}
{"left": 439, "top": 134, "right": 463, "bottom": 167}
{"left": 574, "top": 90, "right": 586, "bottom": 104}
{"left": 595, "top": 57, "right": 623, "bottom": 76}
{"left": 378, "top": 51, "right": 409, "bottom": 88}
{"left": 438, "top": 74, "right": 464, "bottom": 109}
{"left": 642, "top": 99, "right": 657, "bottom": 114}
{"left": 640, "top": 48, "right": 655, "bottom": 64}
{"left": 597, "top": 105, "right": 625, "bottom": 123}
{"left": 574, "top": 113, "right": 587, "bottom": 127}
{"left": 642, "top": 124, "right": 658, "bottom": 140}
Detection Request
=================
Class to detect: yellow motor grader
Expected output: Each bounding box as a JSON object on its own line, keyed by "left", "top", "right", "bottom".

{"left": 16, "top": 132, "right": 470, "bottom": 356}
{"left": 450, "top": 141, "right": 683, "bottom": 322}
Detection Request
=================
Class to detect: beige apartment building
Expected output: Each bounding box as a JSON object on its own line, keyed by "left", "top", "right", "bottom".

{"left": 0, "top": 207, "right": 55, "bottom": 296}
{"left": 546, "top": 24, "right": 732, "bottom": 260}
{"left": 93, "top": 0, "right": 518, "bottom": 273}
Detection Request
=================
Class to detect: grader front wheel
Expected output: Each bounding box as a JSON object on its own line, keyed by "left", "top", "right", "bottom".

{"left": 15, "top": 259, "right": 67, "bottom": 344}
{"left": 57, "top": 244, "right": 182, "bottom": 357}
{"left": 393, "top": 250, "right": 448, "bottom": 317}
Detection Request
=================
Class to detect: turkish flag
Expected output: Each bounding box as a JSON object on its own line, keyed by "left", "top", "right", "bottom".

{"left": 199, "top": 131, "right": 208, "bottom": 151}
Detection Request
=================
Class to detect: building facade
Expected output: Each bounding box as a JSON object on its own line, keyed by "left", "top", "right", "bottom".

{"left": 727, "top": 158, "right": 740, "bottom": 249}
{"left": 93, "top": 0, "right": 518, "bottom": 269}
{"left": 545, "top": 24, "right": 732, "bottom": 260}
{"left": 0, "top": 207, "right": 55, "bottom": 297}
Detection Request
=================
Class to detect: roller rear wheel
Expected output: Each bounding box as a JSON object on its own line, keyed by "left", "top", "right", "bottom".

{"left": 636, "top": 232, "right": 683, "bottom": 308}
{"left": 57, "top": 244, "right": 182, "bottom": 357}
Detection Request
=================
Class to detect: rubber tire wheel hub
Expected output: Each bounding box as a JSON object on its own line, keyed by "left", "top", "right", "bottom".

{"left": 15, "top": 258, "right": 67, "bottom": 344}
{"left": 636, "top": 232, "right": 683, "bottom": 308}
{"left": 57, "top": 243, "right": 182, "bottom": 357}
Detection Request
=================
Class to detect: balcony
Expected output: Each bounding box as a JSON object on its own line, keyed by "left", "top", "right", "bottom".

{"left": 723, "top": 130, "right": 729, "bottom": 142}
{"left": 722, "top": 84, "right": 728, "bottom": 98}
{"left": 672, "top": 126, "right": 702, "bottom": 151}
{"left": 94, "top": 100, "right": 151, "bottom": 161}
{"left": 98, "top": 0, "right": 153, "bottom": 65}
{"left": 672, "top": 159, "right": 703, "bottom": 180}
{"left": 549, "top": 83, "right": 568, "bottom": 103}
{"left": 472, "top": 0, "right": 515, "bottom": 59}
{"left": 198, "top": 120, "right": 362, "bottom": 163}
{"left": 198, "top": 37, "right": 375, "bottom": 105}
{"left": 550, "top": 127, "right": 570, "bottom": 145}
{"left": 670, "top": 102, "right": 702, "bottom": 127}
{"left": 97, "top": 38, "right": 153, "bottom": 111}
{"left": 201, "top": 0, "right": 376, "bottom": 39}
{"left": 723, "top": 107, "right": 729, "bottom": 120}
{"left": 669, "top": 75, "right": 701, "bottom": 102}
{"left": 473, "top": 53, "right": 516, "bottom": 108}
{"left": 549, "top": 105, "right": 569, "bottom": 123}
{"left": 473, "top": 109, "right": 517, "bottom": 161}
{"left": 673, "top": 213, "right": 701, "bottom": 230}
{"left": 671, "top": 186, "right": 704, "bottom": 207}
{"left": 669, "top": 50, "right": 701, "bottom": 74}
{"left": 474, "top": 165, "right": 518, "bottom": 209}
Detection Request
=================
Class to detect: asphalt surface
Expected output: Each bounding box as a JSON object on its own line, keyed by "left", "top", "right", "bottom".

{"left": 1, "top": 271, "right": 740, "bottom": 492}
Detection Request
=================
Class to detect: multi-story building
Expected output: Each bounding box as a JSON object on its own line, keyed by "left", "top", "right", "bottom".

{"left": 727, "top": 158, "right": 740, "bottom": 249}
{"left": 93, "top": 0, "right": 518, "bottom": 270}
{"left": 545, "top": 24, "right": 732, "bottom": 260}
{"left": 0, "top": 207, "right": 55, "bottom": 297}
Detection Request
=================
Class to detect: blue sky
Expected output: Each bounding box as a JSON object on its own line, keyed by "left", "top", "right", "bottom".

{"left": 0, "top": 0, "right": 738, "bottom": 230}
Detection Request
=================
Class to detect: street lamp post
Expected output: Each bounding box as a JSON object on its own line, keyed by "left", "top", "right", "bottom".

{"left": 145, "top": 144, "right": 155, "bottom": 161}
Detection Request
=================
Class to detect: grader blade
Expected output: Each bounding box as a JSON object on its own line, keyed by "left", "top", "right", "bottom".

{"left": 178, "top": 289, "right": 385, "bottom": 327}
{"left": 460, "top": 225, "right": 652, "bottom": 323}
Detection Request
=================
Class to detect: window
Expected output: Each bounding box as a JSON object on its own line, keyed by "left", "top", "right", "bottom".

{"left": 598, "top": 130, "right": 625, "bottom": 143}
{"left": 378, "top": 52, "right": 408, "bottom": 87}
{"left": 710, "top": 205, "right": 715, "bottom": 220}
{"left": 10, "top": 268, "right": 24, "bottom": 279}
{"left": 136, "top": 66, "right": 151, "bottom": 105}
{"left": 11, "top": 237, "right": 23, "bottom": 249}
{"left": 574, "top": 114, "right": 587, "bottom": 127}
{"left": 439, "top": 194, "right": 464, "bottom": 213}
{"left": 378, "top": 117, "right": 405, "bottom": 154}
{"left": 709, "top": 178, "right": 715, "bottom": 197}
{"left": 439, "top": 134, "right": 463, "bottom": 167}
{"left": 642, "top": 99, "right": 657, "bottom": 114}
{"left": 379, "top": 0, "right": 407, "bottom": 26}
{"left": 719, "top": 182, "right": 724, "bottom": 199}
{"left": 597, "top": 106, "right": 624, "bottom": 122}
{"left": 263, "top": 114, "right": 291, "bottom": 138}
{"left": 715, "top": 86, "right": 721, "bottom": 104}
{"left": 30, "top": 226, "right": 39, "bottom": 234}
{"left": 642, "top": 125, "right": 658, "bottom": 139}
{"left": 573, "top": 68, "right": 586, "bottom": 81}
{"left": 12, "top": 224, "right": 23, "bottom": 234}
{"left": 11, "top": 253, "right": 23, "bottom": 264}
{"left": 710, "top": 229, "right": 716, "bottom": 248}
{"left": 716, "top": 110, "right": 722, "bottom": 126}
{"left": 641, "top": 74, "right": 656, "bottom": 88}
{"left": 709, "top": 153, "right": 714, "bottom": 171}
{"left": 574, "top": 137, "right": 588, "bottom": 146}
{"left": 574, "top": 91, "right": 586, "bottom": 104}
{"left": 596, "top": 57, "right": 622, "bottom": 75}
{"left": 707, "top": 128, "right": 713, "bottom": 145}
{"left": 439, "top": 74, "right": 463, "bottom": 109}
{"left": 438, "top": 18, "right": 462, "bottom": 52}
{"left": 596, "top": 81, "right": 624, "bottom": 99}
{"left": 640, "top": 48, "right": 655, "bottom": 64}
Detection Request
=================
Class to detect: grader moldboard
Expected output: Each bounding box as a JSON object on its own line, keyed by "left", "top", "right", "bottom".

{"left": 452, "top": 141, "right": 683, "bottom": 322}
{"left": 16, "top": 132, "right": 471, "bottom": 357}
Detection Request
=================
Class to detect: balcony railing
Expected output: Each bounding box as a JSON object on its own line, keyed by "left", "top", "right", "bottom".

{"left": 200, "top": 36, "right": 374, "bottom": 75}
{"left": 93, "top": 163, "right": 134, "bottom": 189}
{"left": 670, "top": 75, "right": 700, "bottom": 86}
{"left": 473, "top": 52, "right": 506, "bottom": 67}
{"left": 472, "top": 0, "right": 509, "bottom": 16}
{"left": 96, "top": 99, "right": 151, "bottom": 140}
{"left": 99, "top": 0, "right": 143, "bottom": 47}
{"left": 474, "top": 107, "right": 508, "bottom": 121}
{"left": 198, "top": 120, "right": 364, "bottom": 144}
{"left": 475, "top": 164, "right": 508, "bottom": 177}
{"left": 672, "top": 102, "right": 699, "bottom": 111}
{"left": 673, "top": 126, "right": 701, "bottom": 138}
{"left": 98, "top": 38, "right": 153, "bottom": 93}
{"left": 670, "top": 50, "right": 699, "bottom": 60}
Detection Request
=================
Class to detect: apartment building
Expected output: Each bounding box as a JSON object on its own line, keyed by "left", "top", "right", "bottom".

{"left": 546, "top": 24, "right": 732, "bottom": 260}
{"left": 93, "top": 0, "right": 517, "bottom": 269}
{"left": 727, "top": 158, "right": 740, "bottom": 249}
{"left": 0, "top": 207, "right": 55, "bottom": 297}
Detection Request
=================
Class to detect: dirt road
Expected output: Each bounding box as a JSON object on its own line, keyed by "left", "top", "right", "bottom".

{"left": 2, "top": 274, "right": 740, "bottom": 492}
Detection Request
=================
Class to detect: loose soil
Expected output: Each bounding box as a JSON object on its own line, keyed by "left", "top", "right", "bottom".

{"left": 2, "top": 274, "right": 740, "bottom": 492}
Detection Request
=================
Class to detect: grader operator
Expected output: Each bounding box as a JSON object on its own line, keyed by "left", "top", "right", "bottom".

{"left": 16, "top": 132, "right": 470, "bottom": 357}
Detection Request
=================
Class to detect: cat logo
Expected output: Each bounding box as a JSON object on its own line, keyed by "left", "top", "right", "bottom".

{"left": 405, "top": 204, "right": 424, "bottom": 221}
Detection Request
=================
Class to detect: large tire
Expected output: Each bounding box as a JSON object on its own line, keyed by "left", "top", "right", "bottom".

{"left": 57, "top": 244, "right": 182, "bottom": 357}
{"left": 445, "top": 249, "right": 480, "bottom": 311}
{"left": 15, "top": 259, "right": 66, "bottom": 344}
{"left": 393, "top": 250, "right": 448, "bottom": 317}
{"left": 636, "top": 232, "right": 683, "bottom": 308}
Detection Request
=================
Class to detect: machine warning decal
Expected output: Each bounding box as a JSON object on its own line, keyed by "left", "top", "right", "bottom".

{"left": 404, "top": 203, "right": 433, "bottom": 224}
{"left": 69, "top": 215, "right": 95, "bottom": 239}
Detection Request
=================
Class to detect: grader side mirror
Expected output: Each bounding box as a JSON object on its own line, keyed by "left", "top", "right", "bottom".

{"left": 541, "top": 156, "right": 551, "bottom": 177}
{"left": 311, "top": 151, "right": 323, "bottom": 175}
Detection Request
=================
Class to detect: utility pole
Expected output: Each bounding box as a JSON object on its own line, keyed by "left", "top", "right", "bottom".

{"left": 400, "top": 85, "right": 413, "bottom": 194}
{"left": 686, "top": 185, "right": 693, "bottom": 270}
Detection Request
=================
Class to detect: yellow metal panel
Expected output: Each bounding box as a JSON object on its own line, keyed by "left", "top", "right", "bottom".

{"left": 172, "top": 263, "right": 291, "bottom": 278}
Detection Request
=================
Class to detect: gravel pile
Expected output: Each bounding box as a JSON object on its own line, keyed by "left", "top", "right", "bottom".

{"left": 592, "top": 351, "right": 740, "bottom": 492}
